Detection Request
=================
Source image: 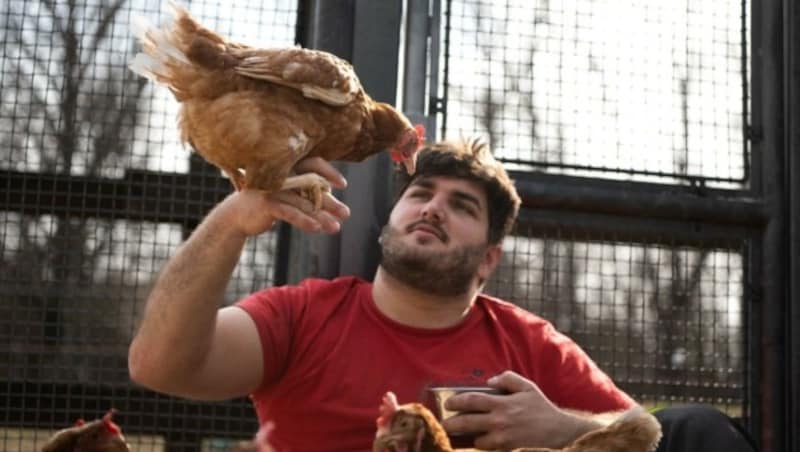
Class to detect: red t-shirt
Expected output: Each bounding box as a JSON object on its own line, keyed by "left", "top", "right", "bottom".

{"left": 237, "top": 276, "right": 635, "bottom": 451}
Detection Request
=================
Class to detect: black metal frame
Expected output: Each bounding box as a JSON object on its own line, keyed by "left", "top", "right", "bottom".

{"left": 786, "top": 0, "right": 800, "bottom": 446}
{"left": 284, "top": 0, "right": 403, "bottom": 283}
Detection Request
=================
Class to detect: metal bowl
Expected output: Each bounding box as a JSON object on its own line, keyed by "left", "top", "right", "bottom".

{"left": 426, "top": 386, "right": 505, "bottom": 448}
{"left": 427, "top": 386, "right": 505, "bottom": 421}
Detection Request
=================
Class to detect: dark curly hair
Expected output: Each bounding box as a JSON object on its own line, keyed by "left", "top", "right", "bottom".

{"left": 394, "top": 138, "right": 521, "bottom": 244}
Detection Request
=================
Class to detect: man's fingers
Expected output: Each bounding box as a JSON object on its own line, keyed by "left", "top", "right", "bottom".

{"left": 294, "top": 157, "right": 347, "bottom": 190}
{"left": 271, "top": 191, "right": 314, "bottom": 214}
{"left": 320, "top": 191, "right": 350, "bottom": 220}
{"left": 266, "top": 200, "right": 323, "bottom": 233}
{"left": 443, "top": 392, "right": 498, "bottom": 414}
{"left": 487, "top": 370, "right": 538, "bottom": 394}
{"left": 441, "top": 412, "right": 493, "bottom": 436}
{"left": 472, "top": 430, "right": 510, "bottom": 451}
{"left": 267, "top": 191, "right": 345, "bottom": 234}
{"left": 271, "top": 189, "right": 349, "bottom": 220}
{"left": 310, "top": 210, "right": 342, "bottom": 234}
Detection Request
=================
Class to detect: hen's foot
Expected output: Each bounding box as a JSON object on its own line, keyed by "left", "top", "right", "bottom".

{"left": 280, "top": 173, "right": 332, "bottom": 211}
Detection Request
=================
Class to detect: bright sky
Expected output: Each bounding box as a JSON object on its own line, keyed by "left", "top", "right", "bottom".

{"left": 443, "top": 0, "right": 748, "bottom": 186}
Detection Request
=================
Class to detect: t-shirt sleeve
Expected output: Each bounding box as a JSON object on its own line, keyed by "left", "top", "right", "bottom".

{"left": 535, "top": 322, "right": 637, "bottom": 413}
{"left": 235, "top": 283, "right": 309, "bottom": 391}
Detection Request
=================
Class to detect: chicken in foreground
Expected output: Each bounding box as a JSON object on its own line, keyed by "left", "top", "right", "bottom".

{"left": 129, "top": 2, "right": 424, "bottom": 209}
{"left": 374, "top": 392, "right": 452, "bottom": 452}
{"left": 372, "top": 391, "right": 662, "bottom": 452}
{"left": 41, "top": 410, "right": 130, "bottom": 452}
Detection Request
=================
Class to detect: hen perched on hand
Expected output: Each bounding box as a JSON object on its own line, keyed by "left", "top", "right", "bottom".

{"left": 129, "top": 2, "right": 424, "bottom": 208}
{"left": 41, "top": 410, "right": 130, "bottom": 452}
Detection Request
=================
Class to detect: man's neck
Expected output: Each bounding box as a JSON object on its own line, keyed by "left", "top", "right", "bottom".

{"left": 371, "top": 267, "right": 479, "bottom": 329}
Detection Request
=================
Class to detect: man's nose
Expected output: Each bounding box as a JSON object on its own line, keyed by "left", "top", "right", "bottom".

{"left": 420, "top": 196, "right": 445, "bottom": 222}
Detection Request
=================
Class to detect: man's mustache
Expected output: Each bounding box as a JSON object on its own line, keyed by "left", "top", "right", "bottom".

{"left": 405, "top": 220, "right": 448, "bottom": 243}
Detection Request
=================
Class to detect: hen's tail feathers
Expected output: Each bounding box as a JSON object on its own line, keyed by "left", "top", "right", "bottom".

{"left": 128, "top": 1, "right": 191, "bottom": 85}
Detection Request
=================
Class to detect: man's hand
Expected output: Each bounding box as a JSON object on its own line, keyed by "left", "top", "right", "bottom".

{"left": 442, "top": 370, "right": 603, "bottom": 450}
{"left": 214, "top": 157, "right": 350, "bottom": 237}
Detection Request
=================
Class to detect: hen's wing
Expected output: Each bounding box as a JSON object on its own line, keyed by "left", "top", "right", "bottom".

{"left": 232, "top": 47, "right": 362, "bottom": 106}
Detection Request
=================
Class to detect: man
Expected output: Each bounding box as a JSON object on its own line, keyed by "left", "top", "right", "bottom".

{"left": 129, "top": 139, "right": 756, "bottom": 451}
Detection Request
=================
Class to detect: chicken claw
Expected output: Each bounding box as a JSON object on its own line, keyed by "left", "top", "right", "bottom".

{"left": 280, "top": 173, "right": 332, "bottom": 211}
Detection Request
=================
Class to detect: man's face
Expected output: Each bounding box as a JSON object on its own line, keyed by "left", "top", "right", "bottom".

{"left": 379, "top": 176, "right": 500, "bottom": 296}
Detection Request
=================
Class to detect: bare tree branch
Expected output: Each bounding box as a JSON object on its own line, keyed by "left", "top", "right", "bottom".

{"left": 78, "top": 0, "right": 127, "bottom": 81}
{"left": 87, "top": 76, "right": 148, "bottom": 173}
{"left": 41, "top": 0, "right": 66, "bottom": 38}
{"left": 6, "top": 16, "right": 56, "bottom": 79}
{"left": 1, "top": 65, "right": 60, "bottom": 142}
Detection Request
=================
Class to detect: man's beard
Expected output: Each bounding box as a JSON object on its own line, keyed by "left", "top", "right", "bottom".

{"left": 378, "top": 224, "right": 488, "bottom": 297}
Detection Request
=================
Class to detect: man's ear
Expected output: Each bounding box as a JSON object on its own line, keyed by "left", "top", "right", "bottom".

{"left": 478, "top": 244, "right": 502, "bottom": 280}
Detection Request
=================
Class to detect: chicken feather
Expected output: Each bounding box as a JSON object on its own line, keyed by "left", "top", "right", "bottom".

{"left": 129, "top": 2, "right": 424, "bottom": 208}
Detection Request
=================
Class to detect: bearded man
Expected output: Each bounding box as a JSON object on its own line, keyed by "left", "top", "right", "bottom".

{"left": 129, "top": 139, "right": 756, "bottom": 451}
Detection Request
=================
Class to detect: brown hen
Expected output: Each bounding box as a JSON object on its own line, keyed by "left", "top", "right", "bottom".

{"left": 40, "top": 410, "right": 130, "bottom": 452}
{"left": 374, "top": 392, "right": 453, "bottom": 452}
{"left": 129, "top": 2, "right": 423, "bottom": 208}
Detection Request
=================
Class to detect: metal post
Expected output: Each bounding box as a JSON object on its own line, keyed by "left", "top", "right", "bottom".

{"left": 286, "top": 0, "right": 403, "bottom": 282}
{"left": 403, "top": 0, "right": 440, "bottom": 136}
{"left": 751, "top": 0, "right": 787, "bottom": 450}
{"left": 783, "top": 0, "right": 800, "bottom": 448}
{"left": 337, "top": 0, "right": 403, "bottom": 278}
{"left": 284, "top": 0, "right": 355, "bottom": 283}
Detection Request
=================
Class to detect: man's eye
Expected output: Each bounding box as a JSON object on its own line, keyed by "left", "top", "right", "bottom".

{"left": 454, "top": 201, "right": 476, "bottom": 216}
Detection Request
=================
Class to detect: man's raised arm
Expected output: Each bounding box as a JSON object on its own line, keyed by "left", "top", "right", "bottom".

{"left": 128, "top": 158, "right": 349, "bottom": 400}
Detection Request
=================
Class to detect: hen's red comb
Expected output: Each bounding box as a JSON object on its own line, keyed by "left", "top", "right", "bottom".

{"left": 414, "top": 124, "right": 426, "bottom": 146}
{"left": 376, "top": 392, "right": 400, "bottom": 427}
{"left": 102, "top": 410, "right": 122, "bottom": 435}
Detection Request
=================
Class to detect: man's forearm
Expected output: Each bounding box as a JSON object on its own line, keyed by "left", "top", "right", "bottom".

{"left": 128, "top": 208, "right": 248, "bottom": 392}
{"left": 555, "top": 407, "right": 642, "bottom": 447}
{"left": 556, "top": 411, "right": 607, "bottom": 447}
{"left": 550, "top": 406, "right": 662, "bottom": 451}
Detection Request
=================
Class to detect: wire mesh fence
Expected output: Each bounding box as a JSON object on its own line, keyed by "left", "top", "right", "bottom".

{"left": 441, "top": 0, "right": 753, "bottom": 432}
{"left": 440, "top": 0, "right": 750, "bottom": 186}
{"left": 485, "top": 230, "right": 747, "bottom": 419}
{"left": 0, "top": 0, "right": 296, "bottom": 449}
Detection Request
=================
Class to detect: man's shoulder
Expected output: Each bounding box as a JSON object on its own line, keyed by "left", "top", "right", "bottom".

{"left": 296, "top": 275, "right": 370, "bottom": 291}
{"left": 473, "top": 294, "right": 578, "bottom": 359}
{"left": 258, "top": 275, "right": 369, "bottom": 294}
{"left": 475, "top": 292, "right": 551, "bottom": 327}
{"left": 243, "top": 276, "right": 369, "bottom": 307}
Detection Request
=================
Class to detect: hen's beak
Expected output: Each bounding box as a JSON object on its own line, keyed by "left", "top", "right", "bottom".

{"left": 402, "top": 155, "right": 417, "bottom": 175}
